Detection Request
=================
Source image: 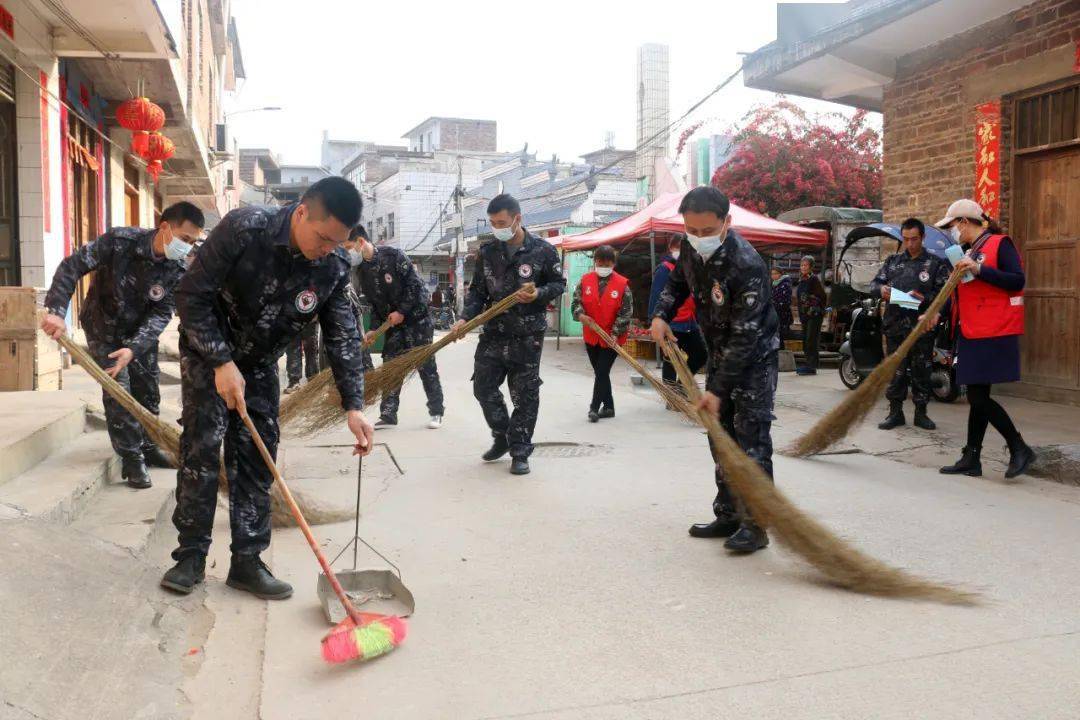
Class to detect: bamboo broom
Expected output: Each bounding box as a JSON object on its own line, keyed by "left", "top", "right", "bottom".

{"left": 281, "top": 286, "right": 532, "bottom": 437}
{"left": 578, "top": 316, "right": 698, "bottom": 419}
{"left": 786, "top": 267, "right": 964, "bottom": 458}
{"left": 56, "top": 334, "right": 347, "bottom": 527}
{"left": 659, "top": 336, "right": 976, "bottom": 604}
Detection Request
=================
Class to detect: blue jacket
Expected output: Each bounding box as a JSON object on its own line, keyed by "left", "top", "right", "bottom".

{"left": 648, "top": 253, "right": 697, "bottom": 333}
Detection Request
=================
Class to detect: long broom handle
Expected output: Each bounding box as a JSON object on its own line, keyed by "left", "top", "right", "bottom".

{"left": 239, "top": 412, "right": 364, "bottom": 626}
{"left": 362, "top": 318, "right": 393, "bottom": 349}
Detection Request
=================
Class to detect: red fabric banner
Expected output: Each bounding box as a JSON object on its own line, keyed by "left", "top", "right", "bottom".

{"left": 974, "top": 101, "right": 1001, "bottom": 219}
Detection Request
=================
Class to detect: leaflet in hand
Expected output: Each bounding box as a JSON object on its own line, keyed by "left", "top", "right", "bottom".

{"left": 888, "top": 288, "right": 923, "bottom": 311}
{"left": 944, "top": 244, "right": 975, "bottom": 283}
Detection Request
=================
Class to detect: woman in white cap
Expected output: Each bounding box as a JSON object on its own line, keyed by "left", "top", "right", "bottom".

{"left": 931, "top": 199, "right": 1034, "bottom": 479}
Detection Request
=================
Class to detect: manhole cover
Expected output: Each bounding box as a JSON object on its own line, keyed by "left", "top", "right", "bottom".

{"left": 530, "top": 442, "right": 610, "bottom": 458}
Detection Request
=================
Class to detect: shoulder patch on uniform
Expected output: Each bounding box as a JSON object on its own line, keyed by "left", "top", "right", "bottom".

{"left": 552, "top": 262, "right": 562, "bottom": 274}
{"left": 743, "top": 291, "right": 757, "bottom": 307}
{"left": 295, "top": 289, "right": 318, "bottom": 313}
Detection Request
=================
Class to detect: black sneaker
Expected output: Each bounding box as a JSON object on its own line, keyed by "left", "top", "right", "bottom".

{"left": 161, "top": 555, "right": 206, "bottom": 594}
{"left": 143, "top": 445, "right": 174, "bottom": 469}
{"left": 121, "top": 454, "right": 151, "bottom": 489}
{"left": 226, "top": 554, "right": 293, "bottom": 600}
{"left": 482, "top": 436, "right": 510, "bottom": 462}
{"left": 510, "top": 457, "right": 531, "bottom": 475}
{"left": 374, "top": 416, "right": 397, "bottom": 428}
{"left": 724, "top": 524, "right": 770, "bottom": 553}
{"left": 688, "top": 516, "right": 741, "bottom": 538}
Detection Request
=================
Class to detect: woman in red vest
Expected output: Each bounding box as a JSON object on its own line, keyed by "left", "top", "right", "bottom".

{"left": 932, "top": 199, "right": 1035, "bottom": 479}
{"left": 571, "top": 245, "right": 634, "bottom": 422}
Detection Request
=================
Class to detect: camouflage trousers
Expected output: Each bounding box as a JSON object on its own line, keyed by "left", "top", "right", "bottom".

{"left": 171, "top": 348, "right": 279, "bottom": 560}
{"left": 88, "top": 340, "right": 160, "bottom": 459}
{"left": 380, "top": 320, "right": 444, "bottom": 420}
{"left": 885, "top": 332, "right": 934, "bottom": 406}
{"left": 708, "top": 352, "right": 778, "bottom": 525}
{"left": 285, "top": 320, "right": 320, "bottom": 385}
{"left": 472, "top": 333, "right": 544, "bottom": 459}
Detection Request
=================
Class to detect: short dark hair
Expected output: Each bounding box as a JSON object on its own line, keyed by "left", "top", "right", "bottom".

{"left": 669, "top": 234, "right": 683, "bottom": 250}
{"left": 678, "top": 186, "right": 730, "bottom": 218}
{"left": 900, "top": 217, "right": 925, "bottom": 237}
{"left": 487, "top": 193, "right": 521, "bottom": 217}
{"left": 349, "top": 224, "right": 369, "bottom": 241}
{"left": 801, "top": 255, "right": 815, "bottom": 268}
{"left": 593, "top": 245, "right": 617, "bottom": 263}
{"left": 301, "top": 177, "right": 363, "bottom": 227}
{"left": 161, "top": 201, "right": 205, "bottom": 228}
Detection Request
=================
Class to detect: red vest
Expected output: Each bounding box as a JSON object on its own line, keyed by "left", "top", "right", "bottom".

{"left": 662, "top": 260, "right": 697, "bottom": 323}
{"left": 581, "top": 271, "right": 629, "bottom": 346}
{"left": 954, "top": 234, "right": 1024, "bottom": 339}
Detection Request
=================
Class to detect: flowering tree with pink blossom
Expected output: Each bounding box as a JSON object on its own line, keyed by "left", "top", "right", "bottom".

{"left": 711, "top": 99, "right": 882, "bottom": 217}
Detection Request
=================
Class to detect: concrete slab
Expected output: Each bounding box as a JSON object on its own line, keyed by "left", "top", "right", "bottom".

{"left": 0, "top": 428, "right": 119, "bottom": 523}
{"left": 254, "top": 337, "right": 1080, "bottom": 720}
{"left": 71, "top": 466, "right": 177, "bottom": 556}
{"left": 0, "top": 391, "right": 86, "bottom": 485}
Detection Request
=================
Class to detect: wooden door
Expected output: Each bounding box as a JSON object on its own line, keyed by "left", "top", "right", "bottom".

{"left": 0, "top": 96, "right": 17, "bottom": 286}
{"left": 1013, "top": 146, "right": 1080, "bottom": 394}
{"left": 66, "top": 117, "right": 100, "bottom": 326}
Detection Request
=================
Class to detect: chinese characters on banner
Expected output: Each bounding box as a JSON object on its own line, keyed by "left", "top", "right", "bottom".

{"left": 974, "top": 100, "right": 1001, "bottom": 218}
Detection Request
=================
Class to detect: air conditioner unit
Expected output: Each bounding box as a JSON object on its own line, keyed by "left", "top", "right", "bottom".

{"left": 214, "top": 123, "right": 228, "bottom": 153}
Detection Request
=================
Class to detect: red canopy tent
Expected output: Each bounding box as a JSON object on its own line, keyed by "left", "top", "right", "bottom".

{"left": 559, "top": 192, "right": 828, "bottom": 252}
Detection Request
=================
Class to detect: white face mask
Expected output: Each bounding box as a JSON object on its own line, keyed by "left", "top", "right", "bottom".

{"left": 949, "top": 225, "right": 962, "bottom": 244}
{"left": 165, "top": 237, "right": 193, "bottom": 261}
{"left": 670, "top": 250, "right": 680, "bottom": 260}
{"left": 685, "top": 232, "right": 723, "bottom": 258}
{"left": 492, "top": 218, "right": 519, "bottom": 242}
{"left": 595, "top": 266, "right": 613, "bottom": 278}
{"left": 347, "top": 249, "right": 363, "bottom": 266}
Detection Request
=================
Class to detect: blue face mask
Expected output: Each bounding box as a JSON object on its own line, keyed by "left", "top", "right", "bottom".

{"left": 165, "top": 237, "right": 193, "bottom": 261}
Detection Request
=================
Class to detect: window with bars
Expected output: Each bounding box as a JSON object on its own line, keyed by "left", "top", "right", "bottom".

{"left": 1015, "top": 83, "right": 1080, "bottom": 151}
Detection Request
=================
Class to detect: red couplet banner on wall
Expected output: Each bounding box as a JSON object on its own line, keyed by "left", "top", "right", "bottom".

{"left": 974, "top": 100, "right": 1002, "bottom": 219}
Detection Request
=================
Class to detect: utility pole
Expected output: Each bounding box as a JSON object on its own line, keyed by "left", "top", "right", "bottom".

{"left": 454, "top": 161, "right": 466, "bottom": 317}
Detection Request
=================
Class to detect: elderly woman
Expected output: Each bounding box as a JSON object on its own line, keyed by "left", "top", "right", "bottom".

{"left": 932, "top": 199, "right": 1034, "bottom": 479}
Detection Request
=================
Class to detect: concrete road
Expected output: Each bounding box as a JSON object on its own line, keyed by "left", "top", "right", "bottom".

{"left": 249, "top": 335, "right": 1080, "bottom": 720}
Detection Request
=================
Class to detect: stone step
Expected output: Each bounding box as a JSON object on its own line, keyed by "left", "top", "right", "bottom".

{"left": 71, "top": 466, "right": 177, "bottom": 558}
{"left": 0, "top": 428, "right": 118, "bottom": 523}
{"left": 0, "top": 391, "right": 87, "bottom": 486}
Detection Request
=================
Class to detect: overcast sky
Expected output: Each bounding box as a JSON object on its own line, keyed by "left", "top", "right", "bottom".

{"left": 225, "top": 0, "right": 855, "bottom": 167}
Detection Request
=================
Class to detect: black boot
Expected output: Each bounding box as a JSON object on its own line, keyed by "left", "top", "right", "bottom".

{"left": 482, "top": 435, "right": 510, "bottom": 461}
{"left": 143, "top": 445, "right": 174, "bottom": 469}
{"left": 878, "top": 401, "right": 906, "bottom": 430}
{"left": 121, "top": 454, "right": 151, "bottom": 489}
{"left": 597, "top": 407, "right": 615, "bottom": 419}
{"left": 1005, "top": 437, "right": 1035, "bottom": 479}
{"left": 587, "top": 409, "right": 600, "bottom": 423}
{"left": 940, "top": 446, "right": 982, "bottom": 476}
{"left": 913, "top": 404, "right": 936, "bottom": 430}
{"left": 510, "top": 457, "right": 531, "bottom": 475}
{"left": 724, "top": 524, "right": 770, "bottom": 553}
{"left": 688, "top": 515, "right": 740, "bottom": 538}
{"left": 160, "top": 555, "right": 206, "bottom": 594}
{"left": 226, "top": 554, "right": 293, "bottom": 600}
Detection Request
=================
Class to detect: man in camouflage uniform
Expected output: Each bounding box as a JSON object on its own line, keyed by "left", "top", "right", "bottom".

{"left": 160, "top": 178, "right": 373, "bottom": 600}
{"left": 41, "top": 202, "right": 206, "bottom": 489}
{"left": 652, "top": 187, "right": 780, "bottom": 553}
{"left": 350, "top": 225, "right": 444, "bottom": 428}
{"left": 283, "top": 319, "right": 320, "bottom": 393}
{"left": 453, "top": 194, "right": 566, "bottom": 476}
{"left": 871, "top": 217, "right": 949, "bottom": 431}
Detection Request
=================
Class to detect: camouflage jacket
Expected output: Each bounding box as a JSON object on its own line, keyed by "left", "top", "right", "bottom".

{"left": 175, "top": 204, "right": 365, "bottom": 411}
{"left": 463, "top": 230, "right": 566, "bottom": 337}
{"left": 44, "top": 227, "right": 184, "bottom": 355}
{"left": 653, "top": 229, "right": 780, "bottom": 392}
{"left": 355, "top": 245, "right": 430, "bottom": 327}
{"left": 870, "top": 249, "right": 950, "bottom": 335}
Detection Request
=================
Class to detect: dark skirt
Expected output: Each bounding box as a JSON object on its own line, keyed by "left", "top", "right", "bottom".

{"left": 955, "top": 333, "right": 1021, "bottom": 386}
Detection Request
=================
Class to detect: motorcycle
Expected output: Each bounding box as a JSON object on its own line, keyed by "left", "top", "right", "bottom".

{"left": 835, "top": 223, "right": 960, "bottom": 403}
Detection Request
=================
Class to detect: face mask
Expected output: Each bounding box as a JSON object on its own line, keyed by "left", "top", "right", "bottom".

{"left": 949, "top": 225, "right": 962, "bottom": 244}
{"left": 165, "top": 237, "right": 193, "bottom": 261}
{"left": 492, "top": 218, "right": 518, "bottom": 242}
{"left": 595, "top": 266, "right": 613, "bottom": 278}
{"left": 348, "top": 249, "right": 363, "bottom": 266}
{"left": 685, "top": 233, "right": 723, "bottom": 258}
{"left": 670, "top": 251, "right": 680, "bottom": 260}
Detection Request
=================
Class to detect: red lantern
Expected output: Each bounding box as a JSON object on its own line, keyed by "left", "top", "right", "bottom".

{"left": 141, "top": 132, "right": 175, "bottom": 182}
{"left": 116, "top": 97, "right": 165, "bottom": 156}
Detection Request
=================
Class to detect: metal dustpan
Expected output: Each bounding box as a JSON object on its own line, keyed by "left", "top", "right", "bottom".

{"left": 317, "top": 453, "right": 415, "bottom": 624}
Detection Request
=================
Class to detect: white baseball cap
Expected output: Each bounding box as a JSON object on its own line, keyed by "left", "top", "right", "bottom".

{"left": 935, "top": 199, "right": 985, "bottom": 228}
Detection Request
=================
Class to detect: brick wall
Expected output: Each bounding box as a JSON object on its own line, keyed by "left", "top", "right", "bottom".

{"left": 881, "top": 0, "right": 1080, "bottom": 230}
{"left": 439, "top": 120, "right": 497, "bottom": 152}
